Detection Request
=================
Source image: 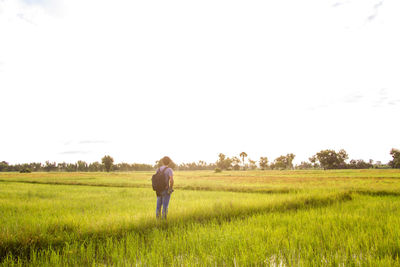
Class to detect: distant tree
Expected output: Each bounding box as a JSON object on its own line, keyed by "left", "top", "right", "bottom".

{"left": 272, "top": 156, "right": 286, "bottom": 169}
{"left": 200, "top": 161, "right": 211, "bottom": 170}
{"left": 239, "top": 152, "right": 248, "bottom": 169}
{"left": 373, "top": 161, "right": 390, "bottom": 169}
{"left": 0, "top": 161, "right": 9, "bottom": 172}
{"left": 308, "top": 155, "right": 319, "bottom": 168}
{"left": 216, "top": 153, "right": 226, "bottom": 169}
{"left": 101, "top": 155, "right": 114, "bottom": 172}
{"left": 30, "top": 162, "right": 42, "bottom": 172}
{"left": 11, "top": 163, "right": 21, "bottom": 172}
{"left": 225, "top": 158, "right": 233, "bottom": 170}
{"left": 259, "top": 157, "right": 269, "bottom": 170}
{"left": 178, "top": 161, "right": 216, "bottom": 171}
{"left": 348, "top": 159, "right": 373, "bottom": 169}
{"left": 286, "top": 153, "right": 295, "bottom": 169}
{"left": 132, "top": 163, "right": 154, "bottom": 171}
{"left": 296, "top": 161, "right": 313, "bottom": 170}
{"left": 77, "top": 160, "right": 88, "bottom": 172}
{"left": 232, "top": 156, "right": 241, "bottom": 170}
{"left": 314, "top": 149, "right": 348, "bottom": 170}
{"left": 57, "top": 162, "right": 67, "bottom": 172}
{"left": 117, "top": 162, "right": 131, "bottom": 172}
{"left": 89, "top": 161, "right": 102, "bottom": 172}
{"left": 19, "top": 168, "right": 31, "bottom": 173}
{"left": 248, "top": 158, "right": 257, "bottom": 170}
{"left": 272, "top": 154, "right": 296, "bottom": 170}
{"left": 66, "top": 163, "right": 77, "bottom": 172}
{"left": 216, "top": 153, "right": 232, "bottom": 170}
{"left": 44, "top": 161, "right": 57, "bottom": 172}
{"left": 389, "top": 148, "right": 400, "bottom": 168}
{"left": 273, "top": 156, "right": 285, "bottom": 169}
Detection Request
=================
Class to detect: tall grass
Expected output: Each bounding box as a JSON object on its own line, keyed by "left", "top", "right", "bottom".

{"left": 1, "top": 170, "right": 400, "bottom": 266}
{"left": 0, "top": 182, "right": 352, "bottom": 259}
{"left": 2, "top": 195, "right": 399, "bottom": 266}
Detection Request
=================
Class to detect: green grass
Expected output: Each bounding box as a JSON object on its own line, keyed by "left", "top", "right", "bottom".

{"left": 2, "top": 169, "right": 400, "bottom": 195}
{"left": 1, "top": 170, "right": 400, "bottom": 266}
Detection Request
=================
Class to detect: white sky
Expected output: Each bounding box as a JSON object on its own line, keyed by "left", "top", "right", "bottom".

{"left": 1, "top": 0, "right": 399, "bottom": 165}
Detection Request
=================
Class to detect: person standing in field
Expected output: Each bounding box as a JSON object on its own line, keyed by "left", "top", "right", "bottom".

{"left": 156, "top": 156, "right": 174, "bottom": 219}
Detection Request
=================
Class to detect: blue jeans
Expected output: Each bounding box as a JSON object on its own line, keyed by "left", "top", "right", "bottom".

{"left": 156, "top": 190, "right": 171, "bottom": 219}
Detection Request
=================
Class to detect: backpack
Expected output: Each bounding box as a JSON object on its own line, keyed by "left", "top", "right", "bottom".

{"left": 152, "top": 167, "right": 168, "bottom": 193}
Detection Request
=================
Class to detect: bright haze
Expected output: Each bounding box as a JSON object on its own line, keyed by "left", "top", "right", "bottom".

{"left": 1, "top": 0, "right": 399, "bottom": 165}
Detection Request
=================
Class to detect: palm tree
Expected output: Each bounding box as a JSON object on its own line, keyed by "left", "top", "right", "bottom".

{"left": 239, "top": 152, "right": 247, "bottom": 169}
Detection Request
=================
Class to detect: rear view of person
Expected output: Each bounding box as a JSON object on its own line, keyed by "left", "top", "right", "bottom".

{"left": 154, "top": 156, "right": 174, "bottom": 219}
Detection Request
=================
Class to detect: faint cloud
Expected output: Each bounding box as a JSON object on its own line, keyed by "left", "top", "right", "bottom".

{"left": 20, "top": 0, "right": 50, "bottom": 6}
{"left": 332, "top": 1, "right": 349, "bottom": 8}
{"left": 78, "top": 140, "right": 110, "bottom": 145}
{"left": 306, "top": 91, "right": 365, "bottom": 111}
{"left": 17, "top": 0, "right": 63, "bottom": 18}
{"left": 59, "top": 150, "right": 91, "bottom": 155}
{"left": 17, "top": 13, "right": 36, "bottom": 25}
{"left": 373, "top": 88, "right": 388, "bottom": 107}
{"left": 306, "top": 104, "right": 329, "bottom": 111}
{"left": 373, "top": 88, "right": 400, "bottom": 107}
{"left": 305, "top": 87, "right": 400, "bottom": 111}
{"left": 342, "top": 93, "right": 364, "bottom": 103}
{"left": 63, "top": 140, "right": 110, "bottom": 146}
{"left": 366, "top": 0, "right": 384, "bottom": 22}
{"left": 330, "top": 0, "right": 386, "bottom": 28}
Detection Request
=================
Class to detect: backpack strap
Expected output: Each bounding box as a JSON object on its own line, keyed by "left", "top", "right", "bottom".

{"left": 161, "top": 166, "right": 169, "bottom": 174}
{"left": 162, "top": 166, "right": 170, "bottom": 184}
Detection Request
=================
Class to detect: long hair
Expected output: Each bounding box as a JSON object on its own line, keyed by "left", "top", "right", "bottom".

{"left": 161, "top": 156, "right": 172, "bottom": 166}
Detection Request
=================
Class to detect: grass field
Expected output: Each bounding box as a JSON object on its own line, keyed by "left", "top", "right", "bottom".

{"left": 1, "top": 170, "right": 400, "bottom": 266}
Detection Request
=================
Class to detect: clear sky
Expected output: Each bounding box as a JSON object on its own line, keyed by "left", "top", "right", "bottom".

{"left": 1, "top": 0, "right": 399, "bottom": 165}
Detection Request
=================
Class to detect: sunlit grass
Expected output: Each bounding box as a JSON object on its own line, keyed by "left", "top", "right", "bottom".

{"left": 2, "top": 169, "right": 400, "bottom": 194}
{"left": 1, "top": 169, "right": 400, "bottom": 266}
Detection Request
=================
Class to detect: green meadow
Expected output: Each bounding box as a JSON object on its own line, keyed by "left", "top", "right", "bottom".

{"left": 1, "top": 170, "right": 400, "bottom": 266}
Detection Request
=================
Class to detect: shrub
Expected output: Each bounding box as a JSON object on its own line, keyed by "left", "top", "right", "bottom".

{"left": 20, "top": 168, "right": 31, "bottom": 173}
{"left": 214, "top": 168, "right": 222, "bottom": 173}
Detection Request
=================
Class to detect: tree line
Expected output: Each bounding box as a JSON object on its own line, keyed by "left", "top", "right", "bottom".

{"left": 1, "top": 148, "right": 399, "bottom": 173}
{"left": 0, "top": 156, "right": 154, "bottom": 173}
{"left": 0, "top": 155, "right": 216, "bottom": 173}
{"left": 215, "top": 148, "right": 399, "bottom": 171}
